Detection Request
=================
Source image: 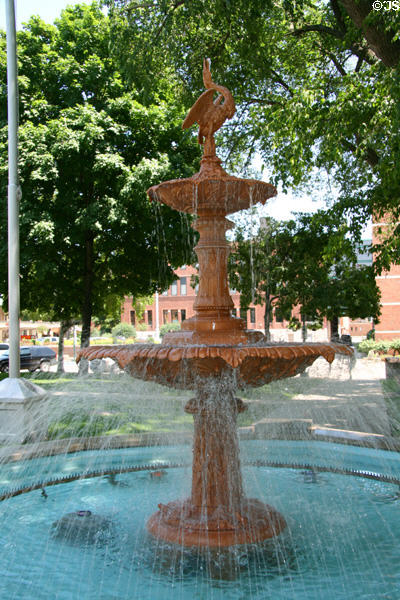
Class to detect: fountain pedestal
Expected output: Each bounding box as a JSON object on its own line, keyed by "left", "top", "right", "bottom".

{"left": 147, "top": 384, "right": 286, "bottom": 546}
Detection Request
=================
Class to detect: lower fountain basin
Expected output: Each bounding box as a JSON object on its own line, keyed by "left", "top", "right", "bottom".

{"left": 0, "top": 441, "right": 398, "bottom": 599}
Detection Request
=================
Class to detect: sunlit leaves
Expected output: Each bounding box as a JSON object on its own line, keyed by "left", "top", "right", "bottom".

{"left": 0, "top": 3, "right": 200, "bottom": 332}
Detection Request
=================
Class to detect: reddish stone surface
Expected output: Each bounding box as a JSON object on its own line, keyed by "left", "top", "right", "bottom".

{"left": 78, "top": 341, "right": 352, "bottom": 390}
{"left": 147, "top": 498, "right": 286, "bottom": 547}
{"left": 373, "top": 220, "right": 400, "bottom": 340}
{"left": 78, "top": 60, "right": 353, "bottom": 547}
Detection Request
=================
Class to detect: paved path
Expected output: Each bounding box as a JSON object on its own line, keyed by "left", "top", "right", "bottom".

{"left": 265, "top": 358, "right": 391, "bottom": 436}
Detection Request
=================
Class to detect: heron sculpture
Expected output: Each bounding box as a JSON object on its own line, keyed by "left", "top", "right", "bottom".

{"left": 182, "top": 58, "right": 235, "bottom": 158}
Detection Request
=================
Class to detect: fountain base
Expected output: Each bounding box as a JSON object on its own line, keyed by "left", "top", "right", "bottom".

{"left": 147, "top": 497, "right": 286, "bottom": 547}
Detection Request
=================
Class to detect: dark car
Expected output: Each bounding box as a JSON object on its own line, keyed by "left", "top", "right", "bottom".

{"left": 0, "top": 346, "right": 56, "bottom": 373}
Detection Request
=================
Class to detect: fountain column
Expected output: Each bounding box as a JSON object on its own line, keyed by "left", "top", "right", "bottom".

{"left": 185, "top": 385, "right": 245, "bottom": 513}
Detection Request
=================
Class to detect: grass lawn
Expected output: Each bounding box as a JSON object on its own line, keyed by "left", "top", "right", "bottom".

{"left": 0, "top": 371, "right": 307, "bottom": 441}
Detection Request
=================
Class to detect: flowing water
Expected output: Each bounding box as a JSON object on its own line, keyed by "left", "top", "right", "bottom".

{"left": 0, "top": 361, "right": 398, "bottom": 599}
{"left": 0, "top": 442, "right": 399, "bottom": 599}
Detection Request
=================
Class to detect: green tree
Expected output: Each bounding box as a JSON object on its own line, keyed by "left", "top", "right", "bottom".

{"left": 229, "top": 213, "right": 381, "bottom": 341}
{"left": 228, "top": 218, "right": 289, "bottom": 340}
{"left": 279, "top": 213, "right": 381, "bottom": 341}
{"left": 0, "top": 3, "right": 200, "bottom": 354}
{"left": 107, "top": 0, "right": 400, "bottom": 264}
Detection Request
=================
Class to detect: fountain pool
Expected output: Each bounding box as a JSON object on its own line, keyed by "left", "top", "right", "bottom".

{"left": 4, "top": 58, "right": 397, "bottom": 599}
{"left": 0, "top": 440, "right": 399, "bottom": 599}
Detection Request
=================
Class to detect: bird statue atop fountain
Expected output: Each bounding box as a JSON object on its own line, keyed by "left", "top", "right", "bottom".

{"left": 182, "top": 58, "right": 235, "bottom": 158}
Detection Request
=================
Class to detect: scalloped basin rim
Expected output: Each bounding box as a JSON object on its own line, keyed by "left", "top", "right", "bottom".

{"left": 147, "top": 175, "right": 277, "bottom": 215}
{"left": 77, "top": 342, "right": 353, "bottom": 372}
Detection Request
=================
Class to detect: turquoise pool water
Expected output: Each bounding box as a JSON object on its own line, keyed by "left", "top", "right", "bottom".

{"left": 0, "top": 441, "right": 399, "bottom": 599}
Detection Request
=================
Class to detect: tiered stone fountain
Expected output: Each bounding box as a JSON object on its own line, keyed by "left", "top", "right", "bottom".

{"left": 79, "top": 60, "right": 352, "bottom": 548}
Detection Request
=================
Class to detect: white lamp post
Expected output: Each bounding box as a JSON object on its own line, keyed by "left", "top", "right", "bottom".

{"left": 0, "top": 0, "right": 46, "bottom": 444}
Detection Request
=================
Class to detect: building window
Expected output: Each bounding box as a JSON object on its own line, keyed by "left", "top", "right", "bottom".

{"left": 171, "top": 309, "right": 179, "bottom": 322}
{"left": 195, "top": 283, "right": 199, "bottom": 294}
{"left": 171, "top": 281, "right": 178, "bottom": 296}
{"left": 147, "top": 310, "right": 153, "bottom": 328}
{"left": 162, "top": 289, "right": 168, "bottom": 296}
{"left": 130, "top": 310, "right": 136, "bottom": 325}
{"left": 180, "top": 277, "right": 187, "bottom": 295}
{"left": 231, "top": 308, "right": 237, "bottom": 317}
{"left": 163, "top": 310, "right": 169, "bottom": 324}
{"left": 181, "top": 309, "right": 186, "bottom": 322}
{"left": 240, "top": 308, "right": 247, "bottom": 324}
{"left": 275, "top": 308, "right": 284, "bottom": 323}
{"left": 250, "top": 308, "right": 255, "bottom": 324}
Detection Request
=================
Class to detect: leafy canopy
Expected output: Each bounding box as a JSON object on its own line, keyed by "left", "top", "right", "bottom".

{"left": 229, "top": 213, "right": 381, "bottom": 339}
{"left": 106, "top": 0, "right": 400, "bottom": 265}
{"left": 0, "top": 2, "right": 200, "bottom": 343}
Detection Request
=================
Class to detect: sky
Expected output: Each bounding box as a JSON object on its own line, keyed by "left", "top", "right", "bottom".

{"left": 0, "top": 0, "right": 93, "bottom": 30}
{"left": 1, "top": 1, "right": 369, "bottom": 232}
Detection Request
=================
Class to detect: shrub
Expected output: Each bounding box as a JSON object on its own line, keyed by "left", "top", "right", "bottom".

{"left": 136, "top": 322, "right": 148, "bottom": 331}
{"left": 160, "top": 322, "right": 181, "bottom": 338}
{"left": 111, "top": 323, "right": 136, "bottom": 341}
{"left": 358, "top": 339, "right": 390, "bottom": 355}
{"left": 389, "top": 339, "right": 400, "bottom": 355}
{"left": 288, "top": 317, "right": 301, "bottom": 331}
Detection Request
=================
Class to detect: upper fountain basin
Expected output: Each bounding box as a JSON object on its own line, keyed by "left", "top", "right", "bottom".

{"left": 78, "top": 342, "right": 353, "bottom": 390}
{"left": 147, "top": 157, "right": 277, "bottom": 216}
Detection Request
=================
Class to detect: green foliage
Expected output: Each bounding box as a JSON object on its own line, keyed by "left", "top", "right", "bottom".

{"left": 111, "top": 322, "right": 136, "bottom": 339}
{"left": 229, "top": 212, "right": 381, "bottom": 339}
{"left": 46, "top": 408, "right": 193, "bottom": 439}
{"left": 131, "top": 296, "right": 154, "bottom": 321}
{"left": 390, "top": 339, "right": 400, "bottom": 353}
{"left": 159, "top": 322, "right": 181, "bottom": 337}
{"left": 0, "top": 4, "right": 200, "bottom": 345}
{"left": 306, "top": 317, "right": 323, "bottom": 332}
{"left": 107, "top": 0, "right": 400, "bottom": 266}
{"left": 358, "top": 339, "right": 391, "bottom": 354}
{"left": 288, "top": 317, "right": 301, "bottom": 332}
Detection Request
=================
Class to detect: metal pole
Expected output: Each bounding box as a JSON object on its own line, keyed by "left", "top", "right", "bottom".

{"left": 73, "top": 325, "right": 77, "bottom": 360}
{"left": 6, "top": 0, "right": 20, "bottom": 378}
{"left": 155, "top": 291, "right": 160, "bottom": 341}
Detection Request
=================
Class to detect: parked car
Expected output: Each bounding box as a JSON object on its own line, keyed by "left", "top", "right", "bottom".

{"left": 0, "top": 343, "right": 9, "bottom": 351}
{"left": 0, "top": 346, "right": 56, "bottom": 373}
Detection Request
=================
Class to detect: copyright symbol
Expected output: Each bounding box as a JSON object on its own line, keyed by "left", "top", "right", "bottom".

{"left": 372, "top": 0, "right": 382, "bottom": 8}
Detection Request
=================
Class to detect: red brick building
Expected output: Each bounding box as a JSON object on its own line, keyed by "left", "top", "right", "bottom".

{"left": 373, "top": 220, "right": 400, "bottom": 340}
{"left": 121, "top": 265, "right": 330, "bottom": 342}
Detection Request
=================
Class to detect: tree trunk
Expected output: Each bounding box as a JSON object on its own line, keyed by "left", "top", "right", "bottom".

{"left": 330, "top": 315, "right": 339, "bottom": 341}
{"left": 263, "top": 297, "right": 272, "bottom": 341}
{"left": 57, "top": 319, "right": 73, "bottom": 374}
{"left": 79, "top": 234, "right": 95, "bottom": 376}
{"left": 340, "top": 0, "right": 400, "bottom": 67}
{"left": 301, "top": 314, "right": 307, "bottom": 342}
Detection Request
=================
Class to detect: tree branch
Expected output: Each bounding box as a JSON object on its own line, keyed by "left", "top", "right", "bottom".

{"left": 327, "top": 51, "right": 347, "bottom": 76}
{"left": 289, "top": 22, "right": 377, "bottom": 65}
{"left": 340, "top": 0, "right": 400, "bottom": 67}
{"left": 244, "top": 98, "right": 284, "bottom": 108}
{"left": 342, "top": 137, "right": 379, "bottom": 168}
{"left": 270, "top": 69, "right": 293, "bottom": 96}
{"left": 290, "top": 24, "right": 345, "bottom": 39}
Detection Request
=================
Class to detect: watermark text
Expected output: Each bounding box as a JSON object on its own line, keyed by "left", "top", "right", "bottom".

{"left": 372, "top": 1, "right": 400, "bottom": 9}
